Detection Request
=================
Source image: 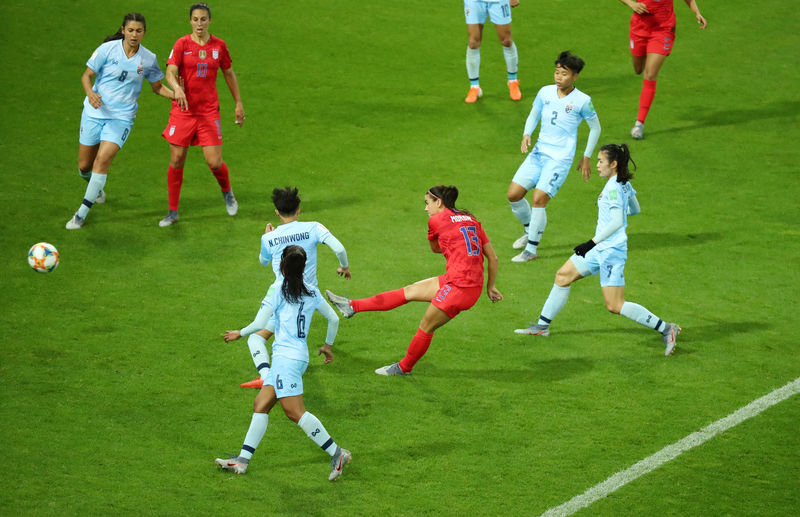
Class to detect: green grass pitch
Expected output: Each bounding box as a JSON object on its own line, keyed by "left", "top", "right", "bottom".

{"left": 1, "top": 0, "right": 799, "bottom": 515}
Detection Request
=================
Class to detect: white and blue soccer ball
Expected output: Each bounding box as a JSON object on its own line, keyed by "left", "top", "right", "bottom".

{"left": 28, "top": 242, "right": 60, "bottom": 273}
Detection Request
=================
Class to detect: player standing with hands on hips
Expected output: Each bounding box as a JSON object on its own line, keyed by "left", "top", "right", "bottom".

{"left": 515, "top": 143, "right": 681, "bottom": 356}
{"left": 216, "top": 246, "right": 352, "bottom": 480}
{"left": 159, "top": 2, "right": 245, "bottom": 227}
{"left": 507, "top": 51, "right": 601, "bottom": 262}
{"left": 66, "top": 13, "right": 175, "bottom": 230}
{"left": 620, "top": 0, "right": 707, "bottom": 139}
{"left": 326, "top": 185, "right": 503, "bottom": 376}
{"left": 463, "top": 0, "right": 522, "bottom": 103}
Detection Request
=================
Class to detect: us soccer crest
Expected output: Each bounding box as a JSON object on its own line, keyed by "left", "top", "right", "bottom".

{"left": 169, "top": 125, "right": 176, "bottom": 136}
{"left": 212, "top": 49, "right": 219, "bottom": 60}
{"left": 565, "top": 103, "right": 574, "bottom": 114}
{"left": 199, "top": 50, "right": 206, "bottom": 59}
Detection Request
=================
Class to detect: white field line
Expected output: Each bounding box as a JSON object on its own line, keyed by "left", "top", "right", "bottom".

{"left": 540, "top": 377, "right": 800, "bottom": 517}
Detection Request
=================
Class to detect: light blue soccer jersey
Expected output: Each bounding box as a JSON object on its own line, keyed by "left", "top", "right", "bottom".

{"left": 527, "top": 85, "right": 597, "bottom": 162}
{"left": 595, "top": 176, "right": 637, "bottom": 251}
{"left": 259, "top": 221, "right": 334, "bottom": 287}
{"left": 265, "top": 285, "right": 323, "bottom": 362}
{"left": 83, "top": 39, "right": 164, "bottom": 121}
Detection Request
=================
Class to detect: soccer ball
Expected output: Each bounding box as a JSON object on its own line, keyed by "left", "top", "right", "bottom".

{"left": 28, "top": 242, "right": 60, "bottom": 273}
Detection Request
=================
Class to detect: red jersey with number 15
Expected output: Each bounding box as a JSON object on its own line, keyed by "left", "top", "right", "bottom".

{"left": 166, "top": 34, "right": 232, "bottom": 116}
{"left": 428, "top": 209, "right": 489, "bottom": 288}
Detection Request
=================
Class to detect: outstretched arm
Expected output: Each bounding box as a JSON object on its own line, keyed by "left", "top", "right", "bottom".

{"left": 579, "top": 116, "right": 602, "bottom": 180}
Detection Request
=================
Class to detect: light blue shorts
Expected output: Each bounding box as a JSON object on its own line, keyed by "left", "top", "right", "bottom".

{"left": 265, "top": 356, "right": 308, "bottom": 399}
{"left": 79, "top": 111, "right": 133, "bottom": 149}
{"left": 512, "top": 152, "right": 572, "bottom": 198}
{"left": 465, "top": 0, "right": 512, "bottom": 25}
{"left": 570, "top": 246, "right": 628, "bottom": 287}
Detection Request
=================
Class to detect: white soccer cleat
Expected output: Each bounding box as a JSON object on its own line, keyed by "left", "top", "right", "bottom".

{"left": 159, "top": 210, "right": 179, "bottom": 227}
{"left": 328, "top": 447, "right": 352, "bottom": 481}
{"left": 512, "top": 234, "right": 528, "bottom": 250}
{"left": 224, "top": 190, "right": 238, "bottom": 216}
{"left": 662, "top": 323, "right": 681, "bottom": 356}
{"left": 215, "top": 457, "right": 248, "bottom": 474}
{"left": 325, "top": 290, "right": 354, "bottom": 318}
{"left": 631, "top": 121, "right": 644, "bottom": 140}
{"left": 514, "top": 323, "right": 550, "bottom": 336}
{"left": 375, "top": 362, "right": 410, "bottom": 376}
{"left": 65, "top": 214, "right": 85, "bottom": 230}
{"left": 511, "top": 250, "right": 537, "bottom": 263}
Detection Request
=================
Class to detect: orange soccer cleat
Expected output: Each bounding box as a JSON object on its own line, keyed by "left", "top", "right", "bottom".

{"left": 508, "top": 79, "right": 522, "bottom": 101}
{"left": 240, "top": 377, "right": 264, "bottom": 388}
{"left": 464, "top": 86, "right": 483, "bottom": 103}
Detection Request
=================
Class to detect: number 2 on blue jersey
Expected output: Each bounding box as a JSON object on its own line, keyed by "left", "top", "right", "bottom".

{"left": 550, "top": 111, "right": 558, "bottom": 125}
{"left": 459, "top": 226, "right": 481, "bottom": 257}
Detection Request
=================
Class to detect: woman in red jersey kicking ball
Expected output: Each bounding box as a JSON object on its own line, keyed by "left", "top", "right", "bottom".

{"left": 619, "top": 0, "right": 706, "bottom": 139}
{"left": 326, "top": 185, "right": 503, "bottom": 376}
{"left": 159, "top": 2, "right": 245, "bottom": 226}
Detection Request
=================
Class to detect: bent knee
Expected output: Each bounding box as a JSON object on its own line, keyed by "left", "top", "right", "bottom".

{"left": 284, "top": 410, "right": 302, "bottom": 423}
{"left": 605, "top": 302, "right": 622, "bottom": 314}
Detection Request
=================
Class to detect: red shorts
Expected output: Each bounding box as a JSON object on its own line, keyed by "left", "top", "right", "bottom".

{"left": 431, "top": 275, "right": 482, "bottom": 318}
{"left": 629, "top": 22, "right": 676, "bottom": 57}
{"left": 162, "top": 113, "right": 222, "bottom": 147}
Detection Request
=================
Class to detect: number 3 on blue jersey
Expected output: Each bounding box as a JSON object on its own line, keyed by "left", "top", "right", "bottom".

{"left": 459, "top": 226, "right": 481, "bottom": 257}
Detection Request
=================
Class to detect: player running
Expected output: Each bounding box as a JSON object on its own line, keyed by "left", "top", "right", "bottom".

{"left": 224, "top": 186, "right": 350, "bottom": 388}
{"left": 463, "top": 0, "right": 522, "bottom": 103}
{"left": 216, "top": 246, "right": 352, "bottom": 480}
{"left": 66, "top": 13, "right": 174, "bottom": 230}
{"left": 620, "top": 0, "right": 707, "bottom": 139}
{"left": 508, "top": 50, "right": 601, "bottom": 262}
{"left": 159, "top": 2, "right": 245, "bottom": 227}
{"left": 326, "top": 185, "right": 503, "bottom": 376}
{"left": 515, "top": 143, "right": 681, "bottom": 356}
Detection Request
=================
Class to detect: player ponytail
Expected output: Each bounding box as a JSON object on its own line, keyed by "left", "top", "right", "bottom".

{"left": 189, "top": 2, "right": 212, "bottom": 19}
{"left": 104, "top": 13, "right": 146, "bottom": 43}
{"left": 280, "top": 245, "right": 313, "bottom": 303}
{"left": 428, "top": 185, "right": 473, "bottom": 217}
{"left": 600, "top": 143, "right": 636, "bottom": 184}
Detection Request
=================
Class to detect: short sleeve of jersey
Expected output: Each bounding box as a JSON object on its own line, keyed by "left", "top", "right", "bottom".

{"left": 144, "top": 51, "right": 165, "bottom": 82}
{"left": 533, "top": 87, "right": 546, "bottom": 112}
{"left": 166, "top": 38, "right": 184, "bottom": 67}
{"left": 581, "top": 96, "right": 598, "bottom": 121}
{"left": 606, "top": 184, "right": 625, "bottom": 211}
{"left": 218, "top": 40, "right": 232, "bottom": 70}
{"left": 86, "top": 44, "right": 108, "bottom": 73}
{"left": 476, "top": 221, "right": 489, "bottom": 246}
{"left": 427, "top": 217, "right": 441, "bottom": 242}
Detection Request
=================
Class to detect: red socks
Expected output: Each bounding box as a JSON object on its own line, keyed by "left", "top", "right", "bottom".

{"left": 398, "top": 328, "right": 434, "bottom": 373}
{"left": 351, "top": 288, "right": 407, "bottom": 313}
{"left": 167, "top": 165, "right": 184, "bottom": 211}
{"left": 637, "top": 79, "right": 657, "bottom": 123}
{"left": 210, "top": 162, "right": 231, "bottom": 192}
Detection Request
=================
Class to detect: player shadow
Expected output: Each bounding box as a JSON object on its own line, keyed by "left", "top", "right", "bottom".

{"left": 628, "top": 231, "right": 722, "bottom": 250}
{"left": 647, "top": 100, "right": 800, "bottom": 137}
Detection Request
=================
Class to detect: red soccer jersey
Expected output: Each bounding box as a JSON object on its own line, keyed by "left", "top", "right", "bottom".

{"left": 166, "top": 34, "right": 232, "bottom": 116}
{"left": 427, "top": 209, "right": 489, "bottom": 288}
{"left": 631, "top": 0, "right": 676, "bottom": 32}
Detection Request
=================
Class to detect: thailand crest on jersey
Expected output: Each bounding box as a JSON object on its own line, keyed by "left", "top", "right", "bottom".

{"left": 565, "top": 103, "right": 574, "bottom": 114}
{"left": 137, "top": 64, "right": 143, "bottom": 75}
{"left": 199, "top": 50, "right": 206, "bottom": 59}
{"left": 212, "top": 49, "right": 219, "bottom": 60}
